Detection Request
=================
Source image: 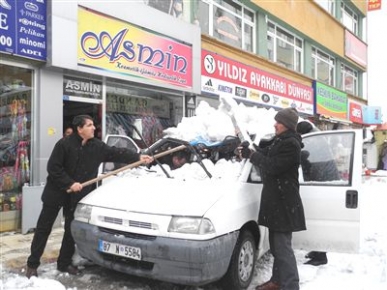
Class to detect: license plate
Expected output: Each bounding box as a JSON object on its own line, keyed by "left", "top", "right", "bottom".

{"left": 98, "top": 239, "right": 141, "bottom": 260}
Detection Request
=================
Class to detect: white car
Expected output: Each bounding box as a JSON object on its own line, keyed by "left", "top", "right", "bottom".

{"left": 71, "top": 130, "right": 363, "bottom": 289}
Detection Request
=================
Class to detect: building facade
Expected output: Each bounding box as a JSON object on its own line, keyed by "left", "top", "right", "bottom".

{"left": 0, "top": 0, "right": 382, "bottom": 231}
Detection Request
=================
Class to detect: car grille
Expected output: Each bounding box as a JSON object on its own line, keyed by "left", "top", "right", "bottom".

{"left": 103, "top": 216, "right": 122, "bottom": 225}
{"left": 98, "top": 227, "right": 157, "bottom": 241}
{"left": 102, "top": 217, "right": 153, "bottom": 230}
{"left": 129, "top": 220, "right": 152, "bottom": 229}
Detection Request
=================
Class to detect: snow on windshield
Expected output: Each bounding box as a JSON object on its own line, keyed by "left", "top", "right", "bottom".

{"left": 122, "top": 98, "right": 279, "bottom": 181}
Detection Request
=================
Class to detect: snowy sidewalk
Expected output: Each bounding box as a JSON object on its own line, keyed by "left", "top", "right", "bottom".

{"left": 0, "top": 228, "right": 64, "bottom": 273}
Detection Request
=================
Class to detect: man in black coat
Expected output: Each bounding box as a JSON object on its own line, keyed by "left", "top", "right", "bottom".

{"left": 26, "top": 115, "right": 153, "bottom": 278}
{"left": 241, "top": 108, "right": 306, "bottom": 290}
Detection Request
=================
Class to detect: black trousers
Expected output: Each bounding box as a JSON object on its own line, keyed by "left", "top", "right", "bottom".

{"left": 269, "top": 230, "right": 300, "bottom": 290}
{"left": 27, "top": 202, "right": 75, "bottom": 269}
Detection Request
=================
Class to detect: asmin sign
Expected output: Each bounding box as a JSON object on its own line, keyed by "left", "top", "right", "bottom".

{"left": 78, "top": 6, "right": 192, "bottom": 89}
{"left": 201, "top": 50, "right": 314, "bottom": 114}
{"left": 0, "top": 0, "right": 46, "bottom": 61}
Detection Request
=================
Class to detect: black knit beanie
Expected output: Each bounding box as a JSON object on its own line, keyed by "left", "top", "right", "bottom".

{"left": 296, "top": 121, "right": 313, "bottom": 135}
{"left": 274, "top": 108, "right": 299, "bottom": 131}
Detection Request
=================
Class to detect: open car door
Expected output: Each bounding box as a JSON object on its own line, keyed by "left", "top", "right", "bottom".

{"left": 97, "top": 135, "right": 140, "bottom": 185}
{"left": 293, "top": 129, "right": 363, "bottom": 253}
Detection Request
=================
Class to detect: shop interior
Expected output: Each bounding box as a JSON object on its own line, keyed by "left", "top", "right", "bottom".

{"left": 63, "top": 101, "right": 101, "bottom": 139}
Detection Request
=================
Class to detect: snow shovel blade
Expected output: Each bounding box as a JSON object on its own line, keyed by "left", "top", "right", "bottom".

{"left": 219, "top": 94, "right": 253, "bottom": 149}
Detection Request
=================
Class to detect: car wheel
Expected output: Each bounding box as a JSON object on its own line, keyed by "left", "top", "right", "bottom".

{"left": 221, "top": 230, "right": 257, "bottom": 290}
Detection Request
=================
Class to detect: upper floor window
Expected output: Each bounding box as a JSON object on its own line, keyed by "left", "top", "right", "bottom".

{"left": 145, "top": 0, "right": 186, "bottom": 20}
{"left": 315, "top": 0, "right": 335, "bottom": 15}
{"left": 341, "top": 2, "right": 358, "bottom": 35}
{"left": 267, "top": 21, "right": 303, "bottom": 73}
{"left": 312, "top": 47, "right": 335, "bottom": 86}
{"left": 195, "top": 0, "right": 255, "bottom": 52}
{"left": 341, "top": 64, "right": 358, "bottom": 96}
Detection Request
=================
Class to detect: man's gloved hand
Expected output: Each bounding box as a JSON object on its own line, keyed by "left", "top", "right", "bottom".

{"left": 241, "top": 146, "right": 252, "bottom": 159}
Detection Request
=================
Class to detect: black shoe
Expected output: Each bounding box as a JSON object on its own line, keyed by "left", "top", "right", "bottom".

{"left": 57, "top": 265, "right": 80, "bottom": 275}
{"left": 26, "top": 266, "right": 38, "bottom": 279}
{"left": 304, "top": 257, "right": 328, "bottom": 266}
{"left": 305, "top": 251, "right": 317, "bottom": 259}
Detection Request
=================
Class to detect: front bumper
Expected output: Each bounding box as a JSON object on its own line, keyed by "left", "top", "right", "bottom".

{"left": 71, "top": 220, "right": 238, "bottom": 286}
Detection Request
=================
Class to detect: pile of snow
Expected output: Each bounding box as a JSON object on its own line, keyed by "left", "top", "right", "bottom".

{"left": 163, "top": 97, "right": 277, "bottom": 144}
{"left": 125, "top": 157, "right": 244, "bottom": 181}
{"left": 124, "top": 98, "right": 280, "bottom": 181}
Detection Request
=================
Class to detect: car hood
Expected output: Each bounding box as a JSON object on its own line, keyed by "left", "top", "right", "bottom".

{"left": 80, "top": 175, "right": 234, "bottom": 216}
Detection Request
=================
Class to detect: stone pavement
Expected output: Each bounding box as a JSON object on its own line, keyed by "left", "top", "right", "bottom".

{"left": 0, "top": 227, "right": 64, "bottom": 272}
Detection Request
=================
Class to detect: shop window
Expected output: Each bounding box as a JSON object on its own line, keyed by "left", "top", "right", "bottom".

{"left": 312, "top": 47, "right": 335, "bottom": 86}
{"left": 0, "top": 64, "right": 32, "bottom": 232}
{"left": 267, "top": 22, "right": 303, "bottom": 73}
{"left": 105, "top": 83, "right": 183, "bottom": 148}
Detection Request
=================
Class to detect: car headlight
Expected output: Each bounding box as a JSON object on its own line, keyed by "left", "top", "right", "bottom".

{"left": 168, "top": 217, "right": 215, "bottom": 234}
{"left": 74, "top": 203, "right": 93, "bottom": 223}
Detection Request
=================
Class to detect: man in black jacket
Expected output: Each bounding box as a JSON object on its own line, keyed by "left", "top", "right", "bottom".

{"left": 241, "top": 108, "right": 306, "bottom": 290}
{"left": 26, "top": 115, "right": 153, "bottom": 278}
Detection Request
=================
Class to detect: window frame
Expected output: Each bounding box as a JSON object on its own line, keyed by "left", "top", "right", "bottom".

{"left": 300, "top": 132, "right": 355, "bottom": 186}
{"left": 267, "top": 21, "right": 304, "bottom": 73}
{"left": 315, "top": 0, "right": 335, "bottom": 15}
{"left": 198, "top": 0, "right": 256, "bottom": 53}
{"left": 312, "top": 47, "right": 336, "bottom": 87}
{"left": 341, "top": 64, "right": 358, "bottom": 96}
{"left": 340, "top": 2, "right": 359, "bottom": 35}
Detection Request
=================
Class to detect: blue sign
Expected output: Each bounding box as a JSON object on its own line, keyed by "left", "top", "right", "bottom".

{"left": 0, "top": 0, "right": 46, "bottom": 61}
{"left": 363, "top": 106, "right": 382, "bottom": 125}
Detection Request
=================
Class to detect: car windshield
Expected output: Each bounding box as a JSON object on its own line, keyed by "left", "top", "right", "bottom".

{"left": 141, "top": 136, "right": 242, "bottom": 179}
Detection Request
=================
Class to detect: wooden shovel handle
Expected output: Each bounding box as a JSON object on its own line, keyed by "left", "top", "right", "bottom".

{"left": 67, "top": 144, "right": 186, "bottom": 193}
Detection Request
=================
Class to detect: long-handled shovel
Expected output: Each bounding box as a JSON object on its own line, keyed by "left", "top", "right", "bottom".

{"left": 67, "top": 144, "right": 186, "bottom": 193}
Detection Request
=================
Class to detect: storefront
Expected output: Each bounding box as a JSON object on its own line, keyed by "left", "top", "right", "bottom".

{"left": 198, "top": 40, "right": 315, "bottom": 118}
{"left": 1, "top": 1, "right": 201, "bottom": 233}
{"left": 0, "top": 0, "right": 47, "bottom": 231}
{"left": 62, "top": 74, "right": 185, "bottom": 147}
{"left": 361, "top": 105, "right": 383, "bottom": 170}
{"left": 58, "top": 4, "right": 201, "bottom": 147}
{"left": 312, "top": 81, "right": 352, "bottom": 130}
{"left": 0, "top": 62, "right": 35, "bottom": 231}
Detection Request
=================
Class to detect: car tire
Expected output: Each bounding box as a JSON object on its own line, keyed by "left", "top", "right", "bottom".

{"left": 221, "top": 230, "right": 257, "bottom": 290}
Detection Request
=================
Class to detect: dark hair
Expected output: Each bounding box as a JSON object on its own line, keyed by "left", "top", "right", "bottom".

{"left": 173, "top": 150, "right": 189, "bottom": 160}
{"left": 296, "top": 121, "right": 313, "bottom": 135}
{"left": 63, "top": 125, "right": 73, "bottom": 132}
{"left": 72, "top": 115, "right": 93, "bottom": 128}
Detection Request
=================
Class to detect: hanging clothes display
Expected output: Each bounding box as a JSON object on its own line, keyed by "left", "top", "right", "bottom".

{"left": 0, "top": 63, "right": 33, "bottom": 232}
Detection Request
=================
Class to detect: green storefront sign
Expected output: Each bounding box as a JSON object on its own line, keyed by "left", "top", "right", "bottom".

{"left": 313, "top": 81, "right": 347, "bottom": 120}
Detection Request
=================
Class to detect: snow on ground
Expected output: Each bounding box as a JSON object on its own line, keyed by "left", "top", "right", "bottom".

{"left": 1, "top": 100, "right": 386, "bottom": 289}
{"left": 1, "top": 178, "right": 386, "bottom": 290}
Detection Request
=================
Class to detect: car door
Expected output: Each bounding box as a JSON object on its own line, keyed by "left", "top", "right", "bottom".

{"left": 97, "top": 134, "right": 140, "bottom": 185}
{"left": 293, "top": 129, "right": 363, "bottom": 253}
